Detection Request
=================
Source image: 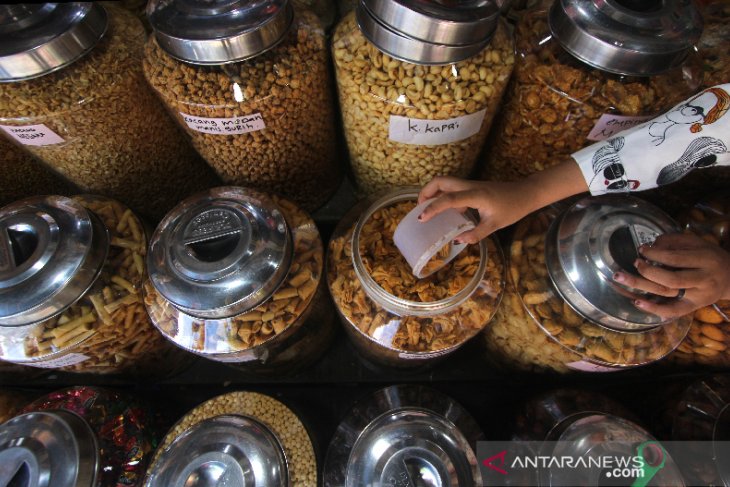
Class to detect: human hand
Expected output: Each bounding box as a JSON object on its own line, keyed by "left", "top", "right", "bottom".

{"left": 612, "top": 233, "right": 730, "bottom": 319}
{"left": 416, "top": 176, "right": 535, "bottom": 244}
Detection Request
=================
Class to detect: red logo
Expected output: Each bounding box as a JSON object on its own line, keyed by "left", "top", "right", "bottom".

{"left": 483, "top": 450, "right": 508, "bottom": 475}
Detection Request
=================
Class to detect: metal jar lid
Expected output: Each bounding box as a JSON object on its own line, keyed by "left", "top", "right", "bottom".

{"left": 0, "top": 3, "right": 108, "bottom": 82}
{"left": 148, "top": 187, "right": 292, "bottom": 320}
{"left": 146, "top": 415, "right": 287, "bottom": 487}
{"left": 324, "top": 385, "right": 484, "bottom": 486}
{"left": 542, "top": 413, "right": 684, "bottom": 486}
{"left": 545, "top": 195, "right": 680, "bottom": 332}
{"left": 0, "top": 196, "right": 109, "bottom": 327}
{"left": 147, "top": 0, "right": 294, "bottom": 65}
{"left": 0, "top": 410, "right": 99, "bottom": 487}
{"left": 548, "top": 0, "right": 703, "bottom": 77}
{"left": 356, "top": 0, "right": 500, "bottom": 65}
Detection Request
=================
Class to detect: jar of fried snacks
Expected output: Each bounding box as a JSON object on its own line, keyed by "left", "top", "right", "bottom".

{"left": 0, "top": 195, "right": 188, "bottom": 375}
{"left": 0, "top": 3, "right": 217, "bottom": 220}
{"left": 327, "top": 188, "right": 505, "bottom": 368}
{"left": 667, "top": 194, "right": 730, "bottom": 368}
{"left": 143, "top": 0, "right": 339, "bottom": 212}
{"left": 332, "top": 1, "right": 515, "bottom": 194}
{"left": 512, "top": 389, "right": 684, "bottom": 486}
{"left": 699, "top": 0, "right": 730, "bottom": 89}
{"left": 0, "top": 136, "right": 75, "bottom": 207}
{"left": 484, "top": 195, "right": 692, "bottom": 373}
{"left": 145, "top": 391, "right": 317, "bottom": 487}
{"left": 324, "top": 385, "right": 484, "bottom": 487}
{"left": 0, "top": 386, "right": 158, "bottom": 487}
{"left": 483, "top": 0, "right": 703, "bottom": 182}
{"left": 144, "top": 187, "right": 335, "bottom": 374}
{"left": 658, "top": 375, "right": 730, "bottom": 486}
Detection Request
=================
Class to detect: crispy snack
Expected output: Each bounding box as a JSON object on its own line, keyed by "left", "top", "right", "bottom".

{"left": 19, "top": 196, "right": 184, "bottom": 375}
{"left": 483, "top": 1, "right": 698, "bottom": 182}
{"left": 483, "top": 207, "right": 688, "bottom": 373}
{"left": 332, "top": 12, "right": 514, "bottom": 194}
{"left": 144, "top": 196, "right": 324, "bottom": 352}
{"left": 328, "top": 201, "right": 504, "bottom": 353}
{"left": 699, "top": 1, "right": 730, "bottom": 89}
{"left": 143, "top": 11, "right": 339, "bottom": 212}
{"left": 0, "top": 6, "right": 217, "bottom": 220}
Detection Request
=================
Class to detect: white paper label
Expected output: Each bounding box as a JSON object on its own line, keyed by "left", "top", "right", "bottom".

{"left": 24, "top": 353, "right": 90, "bottom": 369}
{"left": 566, "top": 360, "right": 621, "bottom": 373}
{"left": 586, "top": 114, "right": 653, "bottom": 142}
{"left": 180, "top": 112, "right": 266, "bottom": 135}
{"left": 388, "top": 109, "right": 487, "bottom": 146}
{"left": 0, "top": 124, "right": 65, "bottom": 146}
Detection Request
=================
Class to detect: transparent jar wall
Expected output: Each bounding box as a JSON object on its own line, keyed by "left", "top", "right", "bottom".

{"left": 22, "top": 386, "right": 158, "bottom": 487}
{"left": 0, "top": 389, "right": 35, "bottom": 424}
{"left": 482, "top": 206, "right": 690, "bottom": 373}
{"left": 482, "top": 1, "right": 702, "bottom": 182}
{"left": 326, "top": 195, "right": 505, "bottom": 368}
{"left": 143, "top": 11, "right": 340, "bottom": 213}
{"left": 147, "top": 392, "right": 317, "bottom": 486}
{"left": 0, "top": 6, "right": 218, "bottom": 221}
{"left": 293, "top": 0, "right": 336, "bottom": 31}
{"left": 0, "top": 195, "right": 191, "bottom": 376}
{"left": 666, "top": 194, "right": 730, "bottom": 368}
{"left": 143, "top": 196, "right": 335, "bottom": 375}
{"left": 699, "top": 0, "right": 730, "bottom": 89}
{"left": 332, "top": 12, "right": 515, "bottom": 195}
{"left": 0, "top": 137, "right": 76, "bottom": 207}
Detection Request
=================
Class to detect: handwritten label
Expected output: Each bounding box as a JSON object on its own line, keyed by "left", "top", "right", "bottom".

{"left": 180, "top": 112, "right": 266, "bottom": 135}
{"left": 24, "top": 353, "right": 90, "bottom": 368}
{"left": 0, "top": 124, "right": 65, "bottom": 146}
{"left": 566, "top": 360, "right": 621, "bottom": 373}
{"left": 389, "top": 109, "right": 487, "bottom": 146}
{"left": 587, "top": 114, "right": 652, "bottom": 141}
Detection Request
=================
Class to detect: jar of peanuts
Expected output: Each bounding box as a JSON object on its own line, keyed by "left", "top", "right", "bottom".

{"left": 0, "top": 386, "right": 158, "bottom": 487}
{"left": 0, "top": 3, "right": 218, "bottom": 221}
{"left": 145, "top": 391, "right": 317, "bottom": 487}
{"left": 666, "top": 194, "right": 730, "bottom": 368}
{"left": 327, "top": 188, "right": 505, "bottom": 368}
{"left": 143, "top": 0, "right": 340, "bottom": 212}
{"left": 0, "top": 195, "right": 190, "bottom": 375}
{"left": 483, "top": 195, "right": 692, "bottom": 373}
{"left": 331, "top": 0, "right": 515, "bottom": 195}
{"left": 144, "top": 187, "right": 335, "bottom": 375}
{"left": 323, "top": 385, "right": 484, "bottom": 486}
{"left": 483, "top": 0, "right": 704, "bottom": 182}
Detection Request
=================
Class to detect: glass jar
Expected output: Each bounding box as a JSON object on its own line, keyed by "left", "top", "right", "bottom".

{"left": 0, "top": 4, "right": 218, "bottom": 221}
{"left": 145, "top": 391, "right": 317, "bottom": 487}
{"left": 0, "top": 195, "right": 189, "bottom": 375}
{"left": 332, "top": 1, "right": 515, "bottom": 194}
{"left": 327, "top": 188, "right": 505, "bottom": 368}
{"left": 143, "top": 0, "right": 340, "bottom": 212}
{"left": 294, "top": 0, "right": 336, "bottom": 31}
{"left": 144, "top": 187, "right": 335, "bottom": 374}
{"left": 324, "top": 385, "right": 484, "bottom": 487}
{"left": 483, "top": 195, "right": 692, "bottom": 373}
{"left": 667, "top": 194, "right": 730, "bottom": 368}
{"left": 0, "top": 389, "right": 34, "bottom": 424}
{"left": 698, "top": 0, "right": 730, "bottom": 89}
{"left": 0, "top": 386, "right": 158, "bottom": 487}
{"left": 512, "top": 389, "right": 685, "bottom": 486}
{"left": 0, "top": 136, "right": 75, "bottom": 207}
{"left": 483, "top": 0, "right": 704, "bottom": 182}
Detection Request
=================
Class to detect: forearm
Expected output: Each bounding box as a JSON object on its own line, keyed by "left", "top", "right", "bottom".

{"left": 515, "top": 160, "right": 588, "bottom": 213}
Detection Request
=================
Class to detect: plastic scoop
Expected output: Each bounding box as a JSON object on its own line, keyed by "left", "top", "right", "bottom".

{"left": 393, "top": 199, "right": 475, "bottom": 279}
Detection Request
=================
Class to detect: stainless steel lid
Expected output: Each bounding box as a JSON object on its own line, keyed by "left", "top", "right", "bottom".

{"left": 545, "top": 195, "right": 679, "bottom": 332}
{"left": 543, "top": 413, "right": 684, "bottom": 486}
{"left": 146, "top": 415, "right": 287, "bottom": 487}
{"left": 147, "top": 0, "right": 294, "bottom": 65}
{"left": 0, "top": 196, "right": 109, "bottom": 327}
{"left": 549, "top": 0, "right": 702, "bottom": 77}
{"left": 148, "top": 187, "right": 292, "bottom": 320}
{"left": 324, "top": 385, "right": 484, "bottom": 487}
{"left": 0, "top": 410, "right": 99, "bottom": 487}
{"left": 356, "top": 0, "right": 500, "bottom": 65}
{"left": 0, "top": 3, "right": 107, "bottom": 82}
